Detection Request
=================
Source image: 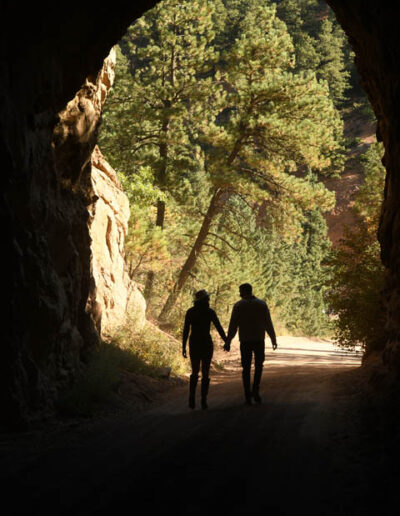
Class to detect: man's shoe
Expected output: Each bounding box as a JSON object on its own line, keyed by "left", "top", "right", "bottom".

{"left": 245, "top": 394, "right": 253, "bottom": 405}
{"left": 201, "top": 377, "right": 210, "bottom": 410}
{"left": 253, "top": 391, "right": 262, "bottom": 404}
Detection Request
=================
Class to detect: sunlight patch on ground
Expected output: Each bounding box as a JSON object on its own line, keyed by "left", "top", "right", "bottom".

{"left": 213, "top": 335, "right": 362, "bottom": 371}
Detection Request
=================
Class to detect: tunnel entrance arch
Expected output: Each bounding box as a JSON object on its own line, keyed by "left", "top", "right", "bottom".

{"left": 1, "top": 1, "right": 399, "bottom": 427}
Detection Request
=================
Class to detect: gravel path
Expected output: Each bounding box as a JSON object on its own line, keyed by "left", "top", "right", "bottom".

{"left": 2, "top": 337, "right": 398, "bottom": 515}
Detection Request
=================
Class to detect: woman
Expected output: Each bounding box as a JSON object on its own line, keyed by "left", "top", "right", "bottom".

{"left": 182, "top": 289, "right": 227, "bottom": 409}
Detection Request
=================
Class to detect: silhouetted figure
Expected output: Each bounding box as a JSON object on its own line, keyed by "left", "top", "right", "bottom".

{"left": 182, "top": 290, "right": 226, "bottom": 409}
{"left": 225, "top": 283, "right": 277, "bottom": 405}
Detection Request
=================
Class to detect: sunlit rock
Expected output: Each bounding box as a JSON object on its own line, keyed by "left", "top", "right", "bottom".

{"left": 89, "top": 146, "right": 146, "bottom": 337}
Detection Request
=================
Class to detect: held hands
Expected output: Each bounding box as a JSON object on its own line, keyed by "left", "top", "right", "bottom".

{"left": 223, "top": 338, "right": 231, "bottom": 352}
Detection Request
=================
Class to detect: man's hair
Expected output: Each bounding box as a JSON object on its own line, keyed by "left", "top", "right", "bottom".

{"left": 239, "top": 283, "right": 253, "bottom": 295}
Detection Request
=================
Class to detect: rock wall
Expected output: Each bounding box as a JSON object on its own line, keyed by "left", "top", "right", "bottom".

{"left": 0, "top": 3, "right": 158, "bottom": 428}
{"left": 90, "top": 146, "right": 146, "bottom": 337}
{"left": 2, "top": 1, "right": 400, "bottom": 426}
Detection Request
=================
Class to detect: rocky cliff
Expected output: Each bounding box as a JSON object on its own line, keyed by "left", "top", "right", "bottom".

{"left": 90, "top": 146, "right": 146, "bottom": 337}
{"left": 0, "top": 4, "right": 153, "bottom": 427}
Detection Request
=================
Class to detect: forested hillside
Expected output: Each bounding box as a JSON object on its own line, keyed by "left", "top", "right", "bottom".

{"left": 99, "top": 0, "right": 385, "bottom": 350}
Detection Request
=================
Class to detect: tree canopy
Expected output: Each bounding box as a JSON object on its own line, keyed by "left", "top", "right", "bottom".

{"left": 99, "top": 0, "right": 380, "bottom": 339}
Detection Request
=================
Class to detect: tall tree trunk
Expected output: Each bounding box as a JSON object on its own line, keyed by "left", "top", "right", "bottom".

{"left": 158, "top": 188, "right": 225, "bottom": 321}
{"left": 157, "top": 134, "right": 245, "bottom": 320}
{"left": 144, "top": 199, "right": 166, "bottom": 301}
{"left": 144, "top": 117, "right": 169, "bottom": 304}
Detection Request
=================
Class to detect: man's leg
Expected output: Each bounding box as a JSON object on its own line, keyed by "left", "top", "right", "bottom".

{"left": 200, "top": 357, "right": 211, "bottom": 409}
{"left": 240, "top": 342, "right": 253, "bottom": 404}
{"left": 252, "top": 340, "right": 265, "bottom": 403}
{"left": 189, "top": 356, "right": 200, "bottom": 409}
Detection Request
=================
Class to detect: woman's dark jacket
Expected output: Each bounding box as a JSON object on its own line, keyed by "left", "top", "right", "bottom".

{"left": 182, "top": 303, "right": 226, "bottom": 358}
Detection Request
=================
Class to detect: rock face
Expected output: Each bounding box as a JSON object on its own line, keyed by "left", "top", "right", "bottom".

{"left": 0, "top": 1, "right": 157, "bottom": 427}
{"left": 90, "top": 146, "right": 146, "bottom": 337}
{"left": 2, "top": 1, "right": 400, "bottom": 426}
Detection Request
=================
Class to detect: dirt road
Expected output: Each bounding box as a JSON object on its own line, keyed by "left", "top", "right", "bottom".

{"left": 1, "top": 337, "right": 398, "bottom": 515}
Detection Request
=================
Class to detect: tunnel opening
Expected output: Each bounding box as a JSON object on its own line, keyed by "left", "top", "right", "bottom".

{"left": 95, "top": 0, "right": 383, "bottom": 360}
{"left": 1, "top": 1, "right": 400, "bottom": 428}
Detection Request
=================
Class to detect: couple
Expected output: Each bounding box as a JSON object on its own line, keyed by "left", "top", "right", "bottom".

{"left": 182, "top": 283, "right": 278, "bottom": 409}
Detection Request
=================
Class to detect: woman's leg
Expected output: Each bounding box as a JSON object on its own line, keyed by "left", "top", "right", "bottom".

{"left": 189, "top": 356, "right": 200, "bottom": 409}
{"left": 200, "top": 355, "right": 212, "bottom": 409}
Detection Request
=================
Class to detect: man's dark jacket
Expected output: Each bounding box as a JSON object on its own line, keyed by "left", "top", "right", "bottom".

{"left": 227, "top": 296, "right": 276, "bottom": 344}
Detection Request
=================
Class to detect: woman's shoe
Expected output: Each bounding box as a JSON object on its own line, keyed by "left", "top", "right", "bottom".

{"left": 201, "top": 377, "right": 210, "bottom": 410}
{"left": 189, "top": 374, "right": 198, "bottom": 409}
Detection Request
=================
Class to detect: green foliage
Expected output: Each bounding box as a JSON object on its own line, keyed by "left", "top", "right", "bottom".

{"left": 327, "top": 142, "right": 387, "bottom": 352}
{"left": 100, "top": 0, "right": 348, "bottom": 337}
{"left": 100, "top": 1, "right": 219, "bottom": 200}
{"left": 317, "top": 18, "right": 351, "bottom": 103}
{"left": 113, "top": 321, "right": 188, "bottom": 376}
{"left": 268, "top": 209, "right": 333, "bottom": 336}
{"left": 163, "top": 197, "right": 333, "bottom": 336}
{"left": 274, "top": 0, "right": 351, "bottom": 104}
{"left": 327, "top": 226, "right": 386, "bottom": 352}
{"left": 209, "top": 2, "right": 345, "bottom": 193}
{"left": 124, "top": 204, "right": 171, "bottom": 279}
{"left": 355, "top": 142, "right": 386, "bottom": 229}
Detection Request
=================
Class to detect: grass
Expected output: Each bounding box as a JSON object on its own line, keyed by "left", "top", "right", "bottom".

{"left": 57, "top": 320, "right": 188, "bottom": 417}
{"left": 114, "top": 319, "right": 188, "bottom": 374}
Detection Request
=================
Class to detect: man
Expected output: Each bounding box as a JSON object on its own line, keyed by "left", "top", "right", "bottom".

{"left": 224, "top": 283, "right": 277, "bottom": 405}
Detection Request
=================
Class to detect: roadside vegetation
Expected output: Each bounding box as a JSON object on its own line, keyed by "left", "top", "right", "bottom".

{"left": 58, "top": 323, "right": 187, "bottom": 416}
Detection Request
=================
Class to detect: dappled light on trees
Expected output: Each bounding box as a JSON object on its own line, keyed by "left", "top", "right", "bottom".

{"left": 99, "top": 0, "right": 384, "bottom": 347}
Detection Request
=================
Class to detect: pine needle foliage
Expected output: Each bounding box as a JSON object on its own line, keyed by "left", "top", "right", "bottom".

{"left": 100, "top": 0, "right": 347, "bottom": 336}
{"left": 327, "top": 143, "right": 387, "bottom": 352}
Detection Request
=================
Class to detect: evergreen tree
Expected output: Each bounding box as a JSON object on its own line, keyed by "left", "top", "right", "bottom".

{"left": 354, "top": 142, "right": 386, "bottom": 230}
{"left": 159, "top": 3, "right": 343, "bottom": 320}
{"left": 275, "top": 0, "right": 351, "bottom": 104}
{"left": 327, "top": 142, "right": 387, "bottom": 352}
{"left": 316, "top": 18, "right": 350, "bottom": 103}
{"left": 100, "top": 0, "right": 218, "bottom": 301}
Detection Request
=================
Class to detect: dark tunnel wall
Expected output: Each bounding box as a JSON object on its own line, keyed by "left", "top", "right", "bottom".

{"left": 1, "top": 1, "right": 399, "bottom": 427}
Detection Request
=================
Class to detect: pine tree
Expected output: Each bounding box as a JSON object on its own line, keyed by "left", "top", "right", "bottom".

{"left": 275, "top": 0, "right": 351, "bottom": 104}
{"left": 316, "top": 18, "right": 350, "bottom": 103}
{"left": 158, "top": 3, "right": 344, "bottom": 320}
{"left": 354, "top": 142, "right": 386, "bottom": 231}
{"left": 327, "top": 142, "right": 386, "bottom": 352}
{"left": 100, "top": 0, "right": 219, "bottom": 301}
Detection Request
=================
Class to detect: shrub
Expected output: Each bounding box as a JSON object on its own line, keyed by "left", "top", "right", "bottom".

{"left": 58, "top": 321, "right": 187, "bottom": 417}
{"left": 327, "top": 224, "right": 387, "bottom": 354}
